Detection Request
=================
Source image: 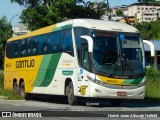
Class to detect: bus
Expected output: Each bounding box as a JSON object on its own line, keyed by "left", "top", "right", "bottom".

{"left": 4, "top": 19, "right": 146, "bottom": 106}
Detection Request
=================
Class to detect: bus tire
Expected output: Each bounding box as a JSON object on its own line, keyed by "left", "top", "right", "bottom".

{"left": 13, "top": 82, "right": 19, "bottom": 95}
{"left": 111, "top": 99, "right": 122, "bottom": 107}
{"left": 66, "top": 82, "right": 77, "bottom": 105}
{"left": 19, "top": 82, "right": 26, "bottom": 99}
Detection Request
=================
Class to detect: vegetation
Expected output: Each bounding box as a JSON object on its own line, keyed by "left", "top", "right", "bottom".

{"left": 0, "top": 73, "right": 21, "bottom": 100}
{"left": 10, "top": 0, "right": 108, "bottom": 31}
{"left": 145, "top": 67, "right": 160, "bottom": 100}
{"left": 116, "top": 10, "right": 123, "bottom": 17}
{"left": 0, "top": 82, "right": 22, "bottom": 100}
{"left": 133, "top": 20, "right": 160, "bottom": 40}
{"left": 0, "top": 16, "right": 13, "bottom": 69}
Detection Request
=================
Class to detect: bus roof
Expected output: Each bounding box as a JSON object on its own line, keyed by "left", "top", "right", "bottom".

{"left": 8, "top": 19, "right": 139, "bottom": 42}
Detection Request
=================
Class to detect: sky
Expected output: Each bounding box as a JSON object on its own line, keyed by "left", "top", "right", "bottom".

{"left": 0, "top": 0, "right": 137, "bottom": 26}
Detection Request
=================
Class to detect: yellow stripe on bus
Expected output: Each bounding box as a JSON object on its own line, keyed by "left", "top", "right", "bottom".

{"left": 97, "top": 75, "right": 125, "bottom": 85}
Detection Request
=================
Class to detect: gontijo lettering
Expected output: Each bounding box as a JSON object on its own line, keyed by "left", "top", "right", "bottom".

{"left": 16, "top": 59, "right": 35, "bottom": 68}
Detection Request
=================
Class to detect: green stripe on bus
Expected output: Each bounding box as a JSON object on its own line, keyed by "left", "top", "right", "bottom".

{"left": 32, "top": 55, "right": 52, "bottom": 87}
{"left": 33, "top": 53, "right": 62, "bottom": 87}
{"left": 122, "top": 77, "right": 144, "bottom": 85}
{"left": 40, "top": 53, "right": 61, "bottom": 87}
{"left": 52, "top": 24, "right": 72, "bottom": 32}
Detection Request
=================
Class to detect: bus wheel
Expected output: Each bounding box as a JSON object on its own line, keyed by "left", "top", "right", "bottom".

{"left": 66, "top": 82, "right": 77, "bottom": 105}
{"left": 111, "top": 99, "right": 122, "bottom": 107}
{"left": 19, "top": 82, "right": 26, "bottom": 99}
{"left": 13, "top": 82, "right": 19, "bottom": 95}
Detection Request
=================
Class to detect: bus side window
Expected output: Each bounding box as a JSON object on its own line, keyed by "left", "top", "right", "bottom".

{"left": 43, "top": 34, "right": 49, "bottom": 54}
{"left": 20, "top": 39, "right": 27, "bottom": 56}
{"left": 54, "top": 31, "right": 61, "bottom": 52}
{"left": 32, "top": 38, "right": 38, "bottom": 55}
{"left": 81, "top": 42, "right": 89, "bottom": 69}
{"left": 49, "top": 31, "right": 61, "bottom": 53}
{"left": 27, "top": 39, "right": 32, "bottom": 55}
{"left": 61, "top": 29, "right": 74, "bottom": 56}
{"left": 13, "top": 41, "right": 20, "bottom": 58}
{"left": 6, "top": 42, "right": 13, "bottom": 58}
{"left": 74, "top": 27, "right": 89, "bottom": 64}
{"left": 38, "top": 34, "right": 49, "bottom": 54}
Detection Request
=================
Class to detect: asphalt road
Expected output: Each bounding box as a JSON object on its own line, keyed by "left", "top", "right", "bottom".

{"left": 0, "top": 95, "right": 160, "bottom": 120}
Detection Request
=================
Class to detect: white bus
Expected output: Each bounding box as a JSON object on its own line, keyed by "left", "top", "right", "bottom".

{"left": 5, "top": 19, "right": 146, "bottom": 106}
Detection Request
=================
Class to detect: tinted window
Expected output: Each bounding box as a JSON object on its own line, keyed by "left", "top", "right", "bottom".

{"left": 27, "top": 39, "right": 32, "bottom": 55}
{"left": 81, "top": 41, "right": 89, "bottom": 69}
{"left": 6, "top": 42, "right": 13, "bottom": 58}
{"left": 74, "top": 27, "right": 89, "bottom": 64}
{"left": 38, "top": 34, "right": 49, "bottom": 54}
{"left": 61, "top": 29, "right": 73, "bottom": 56}
{"left": 32, "top": 37, "right": 38, "bottom": 55}
{"left": 74, "top": 27, "right": 89, "bottom": 50}
{"left": 49, "top": 31, "right": 61, "bottom": 53}
{"left": 20, "top": 39, "right": 27, "bottom": 56}
{"left": 13, "top": 41, "right": 20, "bottom": 58}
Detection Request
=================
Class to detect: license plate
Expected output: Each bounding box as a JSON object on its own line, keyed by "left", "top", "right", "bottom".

{"left": 117, "top": 91, "right": 127, "bottom": 96}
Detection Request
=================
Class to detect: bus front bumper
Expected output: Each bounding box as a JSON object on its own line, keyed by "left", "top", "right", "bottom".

{"left": 89, "top": 82, "right": 145, "bottom": 99}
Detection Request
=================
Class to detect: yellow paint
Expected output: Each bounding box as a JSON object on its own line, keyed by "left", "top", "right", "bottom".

{"left": 79, "top": 86, "right": 88, "bottom": 95}
{"left": 4, "top": 24, "right": 57, "bottom": 93}
{"left": 62, "top": 64, "right": 70, "bottom": 66}
{"left": 4, "top": 55, "right": 43, "bottom": 93}
{"left": 97, "top": 75, "right": 125, "bottom": 85}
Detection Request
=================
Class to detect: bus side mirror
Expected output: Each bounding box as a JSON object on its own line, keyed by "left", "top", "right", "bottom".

{"left": 143, "top": 40, "right": 155, "bottom": 57}
{"left": 80, "top": 36, "right": 93, "bottom": 53}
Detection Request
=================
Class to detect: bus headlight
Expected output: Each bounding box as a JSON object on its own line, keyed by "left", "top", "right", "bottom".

{"left": 86, "top": 75, "right": 104, "bottom": 86}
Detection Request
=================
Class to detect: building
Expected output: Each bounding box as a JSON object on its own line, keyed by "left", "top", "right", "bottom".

{"left": 128, "top": 3, "right": 160, "bottom": 22}
{"left": 112, "top": 5, "right": 128, "bottom": 16}
{"left": 12, "top": 24, "right": 30, "bottom": 37}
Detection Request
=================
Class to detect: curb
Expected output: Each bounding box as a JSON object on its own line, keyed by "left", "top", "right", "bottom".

{"left": 0, "top": 96, "right": 8, "bottom": 100}
{"left": 0, "top": 100, "right": 26, "bottom": 102}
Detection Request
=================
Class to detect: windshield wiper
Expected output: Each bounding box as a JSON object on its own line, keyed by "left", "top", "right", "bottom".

{"left": 122, "top": 59, "right": 143, "bottom": 79}
{"left": 107, "top": 59, "right": 121, "bottom": 77}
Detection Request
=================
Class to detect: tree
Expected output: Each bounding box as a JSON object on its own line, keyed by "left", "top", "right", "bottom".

{"left": 116, "top": 10, "right": 123, "bottom": 16}
{"left": 0, "top": 16, "right": 13, "bottom": 69}
{"left": 11, "top": 0, "right": 107, "bottom": 31}
{"left": 133, "top": 20, "right": 160, "bottom": 40}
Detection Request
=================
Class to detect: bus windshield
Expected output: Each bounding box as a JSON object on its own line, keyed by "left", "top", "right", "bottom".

{"left": 92, "top": 31, "right": 144, "bottom": 78}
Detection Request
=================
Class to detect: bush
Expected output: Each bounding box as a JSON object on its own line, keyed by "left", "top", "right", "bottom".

{"left": 145, "top": 67, "right": 160, "bottom": 99}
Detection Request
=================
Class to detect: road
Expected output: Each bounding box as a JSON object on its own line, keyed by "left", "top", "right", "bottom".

{"left": 0, "top": 95, "right": 159, "bottom": 120}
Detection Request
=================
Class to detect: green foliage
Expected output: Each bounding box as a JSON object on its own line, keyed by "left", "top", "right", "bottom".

{"left": 145, "top": 67, "right": 160, "bottom": 99}
{"left": 0, "top": 82, "right": 22, "bottom": 100}
{"left": 116, "top": 10, "right": 123, "bottom": 16}
{"left": 0, "top": 16, "right": 13, "bottom": 69}
{"left": 11, "top": 0, "right": 107, "bottom": 31}
{"left": 133, "top": 20, "right": 160, "bottom": 40}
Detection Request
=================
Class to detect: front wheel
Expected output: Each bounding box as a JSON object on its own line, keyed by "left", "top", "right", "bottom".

{"left": 66, "top": 82, "right": 77, "bottom": 105}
